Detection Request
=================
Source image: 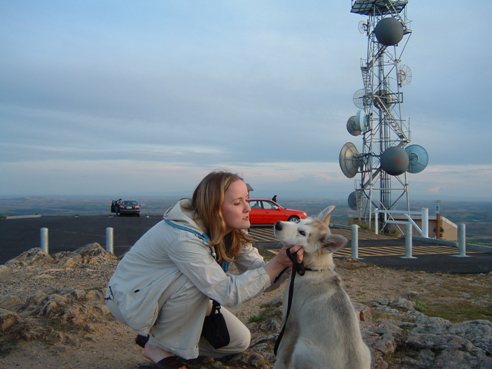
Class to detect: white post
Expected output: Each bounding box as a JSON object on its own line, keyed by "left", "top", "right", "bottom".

{"left": 374, "top": 209, "right": 379, "bottom": 235}
{"left": 421, "top": 208, "right": 429, "bottom": 238}
{"left": 40, "top": 227, "right": 49, "bottom": 254}
{"left": 401, "top": 223, "right": 416, "bottom": 259}
{"left": 456, "top": 223, "right": 469, "bottom": 257}
{"left": 105, "top": 227, "right": 114, "bottom": 254}
{"left": 351, "top": 224, "right": 360, "bottom": 259}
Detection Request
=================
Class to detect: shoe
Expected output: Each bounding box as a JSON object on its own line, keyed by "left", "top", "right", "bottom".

{"left": 136, "top": 334, "right": 150, "bottom": 348}
{"left": 154, "top": 356, "right": 188, "bottom": 369}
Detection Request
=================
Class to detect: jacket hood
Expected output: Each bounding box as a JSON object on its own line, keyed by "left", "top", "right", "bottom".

{"left": 164, "top": 199, "right": 207, "bottom": 235}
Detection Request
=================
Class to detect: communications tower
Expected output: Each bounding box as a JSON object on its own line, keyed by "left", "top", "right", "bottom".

{"left": 339, "top": 0, "right": 429, "bottom": 232}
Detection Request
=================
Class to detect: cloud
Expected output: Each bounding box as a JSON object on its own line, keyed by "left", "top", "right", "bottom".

{"left": 0, "top": 1, "right": 491, "bottom": 201}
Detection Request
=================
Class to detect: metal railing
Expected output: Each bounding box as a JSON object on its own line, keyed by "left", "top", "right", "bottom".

{"left": 374, "top": 208, "right": 429, "bottom": 237}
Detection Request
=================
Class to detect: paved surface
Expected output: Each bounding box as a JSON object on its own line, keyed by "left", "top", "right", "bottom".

{"left": 1, "top": 216, "right": 491, "bottom": 274}
{"left": 0, "top": 215, "right": 162, "bottom": 263}
{"left": 250, "top": 226, "right": 492, "bottom": 274}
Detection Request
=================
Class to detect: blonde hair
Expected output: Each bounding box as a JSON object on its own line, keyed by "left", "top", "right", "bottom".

{"left": 187, "top": 171, "right": 252, "bottom": 262}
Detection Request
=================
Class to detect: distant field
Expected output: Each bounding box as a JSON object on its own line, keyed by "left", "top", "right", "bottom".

{"left": 1, "top": 196, "right": 491, "bottom": 244}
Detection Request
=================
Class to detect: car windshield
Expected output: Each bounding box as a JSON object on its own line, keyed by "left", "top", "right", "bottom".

{"left": 123, "top": 201, "right": 138, "bottom": 205}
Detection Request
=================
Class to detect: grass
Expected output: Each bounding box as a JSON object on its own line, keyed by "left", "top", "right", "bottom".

{"left": 413, "top": 299, "right": 427, "bottom": 312}
{"left": 413, "top": 298, "right": 492, "bottom": 323}
{"left": 248, "top": 314, "right": 266, "bottom": 324}
{"left": 422, "top": 303, "right": 492, "bottom": 322}
{"left": 248, "top": 301, "right": 282, "bottom": 324}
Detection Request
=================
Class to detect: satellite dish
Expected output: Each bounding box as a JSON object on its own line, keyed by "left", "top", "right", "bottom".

{"left": 356, "top": 110, "right": 368, "bottom": 132}
{"left": 347, "top": 110, "right": 368, "bottom": 136}
{"left": 348, "top": 190, "right": 362, "bottom": 210}
{"left": 358, "top": 20, "right": 368, "bottom": 34}
{"left": 339, "top": 142, "right": 362, "bottom": 178}
{"left": 380, "top": 146, "right": 409, "bottom": 176}
{"left": 397, "top": 64, "right": 412, "bottom": 87}
{"left": 353, "top": 89, "right": 371, "bottom": 109}
{"left": 374, "top": 17, "right": 404, "bottom": 46}
{"left": 405, "top": 144, "right": 429, "bottom": 173}
{"left": 346, "top": 116, "right": 361, "bottom": 136}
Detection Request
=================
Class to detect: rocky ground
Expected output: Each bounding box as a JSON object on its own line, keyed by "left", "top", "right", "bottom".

{"left": 0, "top": 244, "right": 491, "bottom": 369}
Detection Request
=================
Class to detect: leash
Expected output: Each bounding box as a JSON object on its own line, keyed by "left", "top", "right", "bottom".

{"left": 273, "top": 248, "right": 305, "bottom": 356}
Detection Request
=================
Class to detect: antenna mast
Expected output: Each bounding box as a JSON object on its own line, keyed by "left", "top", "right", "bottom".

{"left": 340, "top": 0, "right": 428, "bottom": 232}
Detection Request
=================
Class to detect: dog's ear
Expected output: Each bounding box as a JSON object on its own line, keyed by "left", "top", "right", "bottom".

{"left": 321, "top": 234, "right": 348, "bottom": 252}
{"left": 317, "top": 205, "right": 336, "bottom": 225}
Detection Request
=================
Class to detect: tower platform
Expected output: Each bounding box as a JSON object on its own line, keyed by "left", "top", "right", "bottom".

{"left": 350, "top": 0, "right": 407, "bottom": 16}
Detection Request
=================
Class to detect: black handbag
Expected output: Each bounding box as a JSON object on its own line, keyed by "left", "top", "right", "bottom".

{"left": 201, "top": 300, "right": 230, "bottom": 349}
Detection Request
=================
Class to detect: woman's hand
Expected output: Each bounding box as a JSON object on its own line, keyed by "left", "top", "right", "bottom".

{"left": 264, "top": 244, "right": 304, "bottom": 282}
{"left": 279, "top": 244, "right": 304, "bottom": 267}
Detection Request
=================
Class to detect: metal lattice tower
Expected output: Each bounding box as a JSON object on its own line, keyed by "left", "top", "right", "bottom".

{"left": 340, "top": 0, "right": 428, "bottom": 232}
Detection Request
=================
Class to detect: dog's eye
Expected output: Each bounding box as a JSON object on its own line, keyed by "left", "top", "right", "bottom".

{"left": 298, "top": 230, "right": 306, "bottom": 236}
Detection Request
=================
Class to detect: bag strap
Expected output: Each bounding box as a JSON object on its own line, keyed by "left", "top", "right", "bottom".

{"left": 211, "top": 299, "right": 221, "bottom": 313}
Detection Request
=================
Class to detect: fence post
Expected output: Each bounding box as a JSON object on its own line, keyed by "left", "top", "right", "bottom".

{"left": 455, "top": 223, "right": 469, "bottom": 258}
{"left": 374, "top": 209, "right": 379, "bottom": 235}
{"left": 40, "top": 227, "right": 49, "bottom": 254}
{"left": 421, "top": 208, "right": 429, "bottom": 238}
{"left": 105, "top": 227, "right": 114, "bottom": 254}
{"left": 351, "top": 224, "right": 360, "bottom": 259}
{"left": 402, "top": 223, "right": 416, "bottom": 259}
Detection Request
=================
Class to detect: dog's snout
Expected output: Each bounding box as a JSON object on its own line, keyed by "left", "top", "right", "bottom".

{"left": 274, "top": 222, "right": 283, "bottom": 231}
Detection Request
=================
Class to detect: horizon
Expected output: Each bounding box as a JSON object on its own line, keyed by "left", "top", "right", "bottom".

{"left": 1, "top": 192, "right": 491, "bottom": 204}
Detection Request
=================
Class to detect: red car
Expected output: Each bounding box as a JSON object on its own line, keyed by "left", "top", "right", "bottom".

{"left": 247, "top": 198, "right": 308, "bottom": 225}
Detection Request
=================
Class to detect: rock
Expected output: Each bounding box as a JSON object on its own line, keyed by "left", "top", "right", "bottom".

{"left": 401, "top": 290, "right": 419, "bottom": 299}
{"left": 0, "top": 295, "right": 25, "bottom": 310}
{"left": 54, "top": 252, "right": 82, "bottom": 268}
{"left": 5, "top": 247, "right": 53, "bottom": 266}
{"left": 365, "top": 299, "right": 492, "bottom": 369}
{"left": 0, "top": 307, "right": 20, "bottom": 332}
{"left": 365, "top": 319, "right": 406, "bottom": 355}
{"left": 354, "top": 301, "right": 372, "bottom": 322}
{"left": 74, "top": 243, "right": 106, "bottom": 257}
{"left": 450, "top": 320, "right": 492, "bottom": 353}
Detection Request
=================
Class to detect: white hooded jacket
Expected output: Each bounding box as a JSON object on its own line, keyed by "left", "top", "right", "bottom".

{"left": 106, "top": 199, "right": 271, "bottom": 333}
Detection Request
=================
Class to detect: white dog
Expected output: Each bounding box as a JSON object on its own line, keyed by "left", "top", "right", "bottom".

{"left": 272, "top": 206, "right": 371, "bottom": 369}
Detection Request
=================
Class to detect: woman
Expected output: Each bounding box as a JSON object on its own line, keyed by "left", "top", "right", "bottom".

{"left": 105, "top": 171, "right": 303, "bottom": 369}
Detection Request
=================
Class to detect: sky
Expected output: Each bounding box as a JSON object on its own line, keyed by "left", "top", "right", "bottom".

{"left": 1, "top": 1, "right": 491, "bottom": 202}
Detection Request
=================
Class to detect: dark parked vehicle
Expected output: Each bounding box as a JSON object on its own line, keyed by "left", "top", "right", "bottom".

{"left": 111, "top": 199, "right": 141, "bottom": 216}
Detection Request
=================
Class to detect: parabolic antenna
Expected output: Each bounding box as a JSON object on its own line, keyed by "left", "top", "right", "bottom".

{"left": 358, "top": 20, "right": 368, "bottom": 34}
{"left": 346, "top": 116, "right": 361, "bottom": 136}
{"left": 397, "top": 64, "right": 412, "bottom": 87}
{"left": 347, "top": 110, "right": 368, "bottom": 136}
{"left": 356, "top": 110, "right": 368, "bottom": 132}
{"left": 374, "top": 17, "right": 404, "bottom": 46}
{"left": 348, "top": 190, "right": 362, "bottom": 210}
{"left": 353, "top": 89, "right": 371, "bottom": 109}
{"left": 380, "top": 146, "right": 409, "bottom": 176}
{"left": 405, "top": 144, "right": 429, "bottom": 173}
{"left": 339, "top": 142, "right": 362, "bottom": 178}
